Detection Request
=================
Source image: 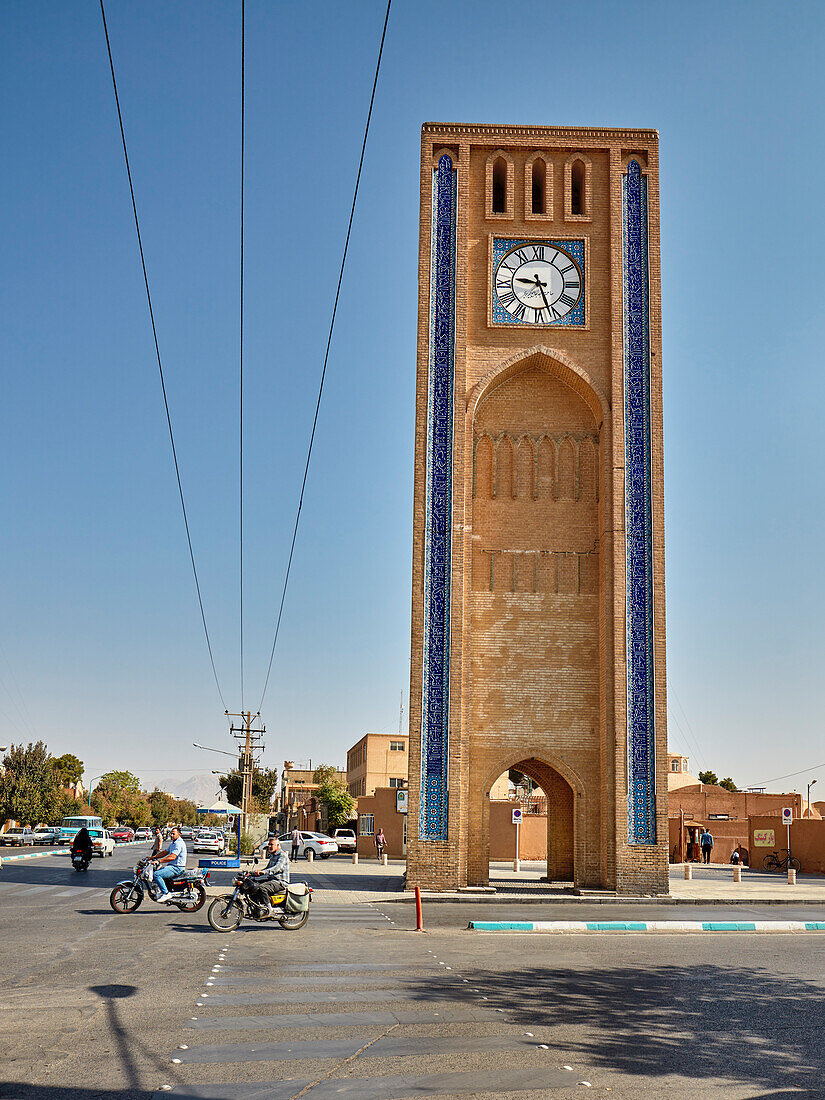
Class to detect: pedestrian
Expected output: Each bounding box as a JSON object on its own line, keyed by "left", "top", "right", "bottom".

{"left": 151, "top": 827, "right": 164, "bottom": 858}
{"left": 730, "top": 847, "right": 740, "bottom": 865}
{"left": 699, "top": 827, "right": 714, "bottom": 864}
{"left": 290, "top": 826, "right": 300, "bottom": 861}
{"left": 374, "top": 828, "right": 386, "bottom": 860}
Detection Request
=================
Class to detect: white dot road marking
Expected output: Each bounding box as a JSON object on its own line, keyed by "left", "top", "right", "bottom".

{"left": 160, "top": 1086, "right": 172, "bottom": 1091}
{"left": 563, "top": 1065, "right": 573, "bottom": 1070}
{"left": 178, "top": 1044, "right": 188, "bottom": 1050}
{"left": 526, "top": 1033, "right": 534, "bottom": 1037}
{"left": 171, "top": 1058, "right": 181, "bottom": 1064}
{"left": 578, "top": 1083, "right": 592, "bottom": 1088}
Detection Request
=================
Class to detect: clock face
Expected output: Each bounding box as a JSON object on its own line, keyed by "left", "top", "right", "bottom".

{"left": 494, "top": 242, "right": 583, "bottom": 325}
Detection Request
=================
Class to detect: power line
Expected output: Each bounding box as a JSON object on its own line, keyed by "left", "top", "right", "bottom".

{"left": 239, "top": 0, "right": 246, "bottom": 711}
{"left": 99, "top": 0, "right": 228, "bottom": 712}
{"left": 753, "top": 761, "right": 825, "bottom": 788}
{"left": 256, "top": 0, "right": 392, "bottom": 713}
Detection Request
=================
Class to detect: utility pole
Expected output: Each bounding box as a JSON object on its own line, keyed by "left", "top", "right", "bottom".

{"left": 225, "top": 710, "right": 265, "bottom": 837}
{"left": 398, "top": 691, "right": 404, "bottom": 736}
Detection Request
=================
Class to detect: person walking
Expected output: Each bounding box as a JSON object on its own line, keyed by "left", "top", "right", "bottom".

{"left": 699, "top": 828, "right": 714, "bottom": 864}
{"left": 151, "top": 827, "right": 164, "bottom": 858}
{"left": 374, "top": 828, "right": 386, "bottom": 860}
{"left": 290, "top": 826, "right": 301, "bottom": 861}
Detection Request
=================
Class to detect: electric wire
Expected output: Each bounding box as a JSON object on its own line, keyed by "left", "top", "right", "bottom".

{"left": 239, "top": 0, "right": 246, "bottom": 711}
{"left": 256, "top": 0, "right": 392, "bottom": 713}
{"left": 99, "top": 0, "right": 228, "bottom": 711}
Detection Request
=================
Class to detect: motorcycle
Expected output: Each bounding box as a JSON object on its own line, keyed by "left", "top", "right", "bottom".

{"left": 207, "top": 870, "right": 312, "bottom": 932}
{"left": 71, "top": 851, "right": 90, "bottom": 872}
{"left": 109, "top": 856, "right": 209, "bottom": 913}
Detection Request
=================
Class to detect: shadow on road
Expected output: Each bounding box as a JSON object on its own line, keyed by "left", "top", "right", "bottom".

{"left": 404, "top": 963, "right": 825, "bottom": 1092}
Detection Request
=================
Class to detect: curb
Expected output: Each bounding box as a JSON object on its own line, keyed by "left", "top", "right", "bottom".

{"left": 469, "top": 919, "right": 825, "bottom": 933}
{"left": 0, "top": 839, "right": 148, "bottom": 865}
{"left": 380, "top": 893, "right": 825, "bottom": 906}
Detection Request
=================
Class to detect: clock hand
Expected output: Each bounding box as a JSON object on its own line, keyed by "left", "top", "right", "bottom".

{"left": 516, "top": 277, "right": 541, "bottom": 285}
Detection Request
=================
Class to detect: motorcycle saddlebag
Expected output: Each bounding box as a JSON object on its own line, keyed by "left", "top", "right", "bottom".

{"left": 284, "top": 883, "right": 309, "bottom": 914}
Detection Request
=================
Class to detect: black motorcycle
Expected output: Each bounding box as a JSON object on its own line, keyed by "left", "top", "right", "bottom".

{"left": 71, "top": 850, "right": 90, "bottom": 872}
{"left": 109, "top": 856, "right": 209, "bottom": 913}
{"left": 207, "top": 871, "right": 311, "bottom": 931}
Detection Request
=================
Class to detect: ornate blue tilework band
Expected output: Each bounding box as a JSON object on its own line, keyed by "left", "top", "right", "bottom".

{"left": 622, "top": 160, "right": 656, "bottom": 845}
{"left": 419, "top": 154, "right": 456, "bottom": 843}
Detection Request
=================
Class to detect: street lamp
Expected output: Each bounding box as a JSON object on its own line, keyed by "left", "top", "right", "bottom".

{"left": 87, "top": 775, "right": 106, "bottom": 808}
{"left": 807, "top": 778, "right": 818, "bottom": 818}
{"left": 192, "top": 742, "right": 237, "bottom": 759}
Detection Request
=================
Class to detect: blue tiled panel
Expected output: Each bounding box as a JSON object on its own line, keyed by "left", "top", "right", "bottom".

{"left": 491, "top": 237, "right": 586, "bottom": 326}
{"left": 622, "top": 160, "right": 656, "bottom": 845}
{"left": 419, "top": 154, "right": 456, "bottom": 843}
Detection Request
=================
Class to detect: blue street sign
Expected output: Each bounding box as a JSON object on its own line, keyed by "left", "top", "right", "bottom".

{"left": 198, "top": 857, "right": 241, "bottom": 869}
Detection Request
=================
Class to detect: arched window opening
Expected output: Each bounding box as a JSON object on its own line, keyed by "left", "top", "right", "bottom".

{"left": 531, "top": 159, "right": 546, "bottom": 214}
{"left": 571, "top": 160, "right": 585, "bottom": 215}
{"left": 492, "top": 157, "right": 507, "bottom": 214}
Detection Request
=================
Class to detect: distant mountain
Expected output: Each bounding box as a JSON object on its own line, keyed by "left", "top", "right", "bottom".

{"left": 149, "top": 774, "right": 222, "bottom": 806}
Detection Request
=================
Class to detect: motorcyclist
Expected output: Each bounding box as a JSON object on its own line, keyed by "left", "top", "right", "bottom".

{"left": 248, "top": 836, "right": 290, "bottom": 917}
{"left": 71, "top": 827, "right": 93, "bottom": 864}
{"left": 150, "top": 825, "right": 187, "bottom": 901}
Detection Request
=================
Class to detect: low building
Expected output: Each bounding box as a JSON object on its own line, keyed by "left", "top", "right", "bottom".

{"left": 346, "top": 734, "right": 408, "bottom": 798}
{"left": 276, "top": 762, "right": 346, "bottom": 830}
{"left": 354, "top": 786, "right": 408, "bottom": 858}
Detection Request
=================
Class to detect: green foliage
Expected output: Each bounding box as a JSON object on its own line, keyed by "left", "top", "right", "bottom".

{"left": 239, "top": 831, "right": 255, "bottom": 856}
{"left": 98, "top": 770, "right": 141, "bottom": 795}
{"left": 51, "top": 753, "right": 84, "bottom": 787}
{"left": 219, "top": 766, "right": 278, "bottom": 811}
{"left": 0, "top": 742, "right": 62, "bottom": 826}
{"left": 719, "top": 777, "right": 738, "bottom": 792}
{"left": 698, "top": 770, "right": 718, "bottom": 786}
{"left": 312, "top": 764, "right": 355, "bottom": 828}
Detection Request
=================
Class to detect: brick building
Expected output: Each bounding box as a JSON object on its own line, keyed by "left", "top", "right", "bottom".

{"left": 407, "top": 123, "right": 668, "bottom": 893}
{"left": 346, "top": 733, "right": 408, "bottom": 798}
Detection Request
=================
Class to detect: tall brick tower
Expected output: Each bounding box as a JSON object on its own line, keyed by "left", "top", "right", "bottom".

{"left": 407, "top": 123, "right": 668, "bottom": 895}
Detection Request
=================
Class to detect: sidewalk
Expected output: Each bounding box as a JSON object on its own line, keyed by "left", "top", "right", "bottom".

{"left": 206, "top": 856, "right": 825, "bottom": 906}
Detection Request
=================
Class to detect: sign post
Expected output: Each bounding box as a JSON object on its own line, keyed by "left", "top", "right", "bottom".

{"left": 781, "top": 806, "right": 793, "bottom": 861}
{"left": 512, "top": 807, "right": 522, "bottom": 872}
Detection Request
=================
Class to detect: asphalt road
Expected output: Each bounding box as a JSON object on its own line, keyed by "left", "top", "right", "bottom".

{"left": 1, "top": 846, "right": 824, "bottom": 1098}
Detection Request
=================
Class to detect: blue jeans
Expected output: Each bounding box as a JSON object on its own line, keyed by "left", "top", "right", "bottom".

{"left": 154, "top": 865, "right": 182, "bottom": 895}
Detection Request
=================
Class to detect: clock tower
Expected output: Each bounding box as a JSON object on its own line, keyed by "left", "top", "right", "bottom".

{"left": 407, "top": 123, "right": 668, "bottom": 895}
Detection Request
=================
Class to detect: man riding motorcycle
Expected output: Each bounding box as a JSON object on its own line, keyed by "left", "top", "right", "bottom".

{"left": 150, "top": 825, "right": 187, "bottom": 901}
{"left": 248, "top": 836, "right": 290, "bottom": 917}
{"left": 71, "top": 827, "right": 94, "bottom": 866}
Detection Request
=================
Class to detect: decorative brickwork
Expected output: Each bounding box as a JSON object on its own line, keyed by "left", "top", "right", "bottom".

{"left": 408, "top": 125, "right": 669, "bottom": 895}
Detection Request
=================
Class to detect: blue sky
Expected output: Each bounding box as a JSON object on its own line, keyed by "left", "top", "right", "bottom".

{"left": 2, "top": 1, "right": 825, "bottom": 795}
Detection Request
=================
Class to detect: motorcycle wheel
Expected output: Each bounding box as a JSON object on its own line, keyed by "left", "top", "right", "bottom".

{"left": 175, "top": 883, "right": 207, "bottom": 913}
{"left": 110, "top": 883, "right": 143, "bottom": 913}
{"left": 279, "top": 908, "right": 309, "bottom": 930}
{"left": 207, "top": 895, "right": 244, "bottom": 931}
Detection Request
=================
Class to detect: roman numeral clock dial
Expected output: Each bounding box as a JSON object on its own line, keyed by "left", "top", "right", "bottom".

{"left": 493, "top": 241, "right": 583, "bottom": 325}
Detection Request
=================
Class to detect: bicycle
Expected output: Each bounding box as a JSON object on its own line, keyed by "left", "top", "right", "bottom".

{"left": 761, "top": 849, "right": 801, "bottom": 873}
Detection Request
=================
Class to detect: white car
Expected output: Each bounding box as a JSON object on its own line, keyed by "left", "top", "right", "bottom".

{"left": 193, "top": 831, "right": 226, "bottom": 854}
{"left": 87, "top": 828, "right": 115, "bottom": 858}
{"left": 279, "top": 832, "right": 339, "bottom": 860}
{"left": 332, "top": 828, "right": 356, "bottom": 853}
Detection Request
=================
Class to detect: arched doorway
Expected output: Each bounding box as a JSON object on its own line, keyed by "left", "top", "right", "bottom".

{"left": 472, "top": 754, "right": 579, "bottom": 887}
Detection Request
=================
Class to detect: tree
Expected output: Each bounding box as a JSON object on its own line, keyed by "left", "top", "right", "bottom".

{"left": 0, "top": 742, "right": 62, "bottom": 825}
{"left": 312, "top": 765, "right": 355, "bottom": 829}
{"left": 98, "top": 770, "right": 141, "bottom": 794}
{"left": 218, "top": 766, "right": 278, "bottom": 811}
{"left": 698, "top": 771, "right": 718, "bottom": 786}
{"left": 719, "top": 777, "right": 738, "bottom": 792}
{"left": 52, "top": 753, "right": 84, "bottom": 787}
{"left": 148, "top": 789, "right": 177, "bottom": 828}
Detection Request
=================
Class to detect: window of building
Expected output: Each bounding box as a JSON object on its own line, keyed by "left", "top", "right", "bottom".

{"left": 531, "top": 158, "right": 546, "bottom": 214}
{"left": 389, "top": 777, "right": 404, "bottom": 788}
{"left": 492, "top": 157, "right": 507, "bottom": 213}
{"left": 359, "top": 814, "right": 374, "bottom": 836}
{"left": 571, "top": 159, "right": 585, "bottom": 215}
{"left": 671, "top": 761, "right": 679, "bottom": 772}
{"left": 390, "top": 741, "right": 405, "bottom": 752}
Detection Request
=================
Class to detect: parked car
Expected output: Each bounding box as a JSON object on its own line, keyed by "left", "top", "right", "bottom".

{"left": 89, "top": 828, "right": 115, "bottom": 857}
{"left": 32, "top": 826, "right": 61, "bottom": 846}
{"left": 192, "top": 831, "right": 226, "bottom": 854}
{"left": 134, "top": 827, "right": 152, "bottom": 841}
{"left": 331, "top": 828, "right": 356, "bottom": 853}
{"left": 278, "top": 831, "right": 339, "bottom": 860}
{"left": 110, "top": 827, "right": 135, "bottom": 843}
{"left": 1, "top": 827, "right": 34, "bottom": 846}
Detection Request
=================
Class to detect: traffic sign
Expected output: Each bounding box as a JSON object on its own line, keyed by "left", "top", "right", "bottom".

{"left": 512, "top": 808, "right": 523, "bottom": 824}
{"left": 781, "top": 807, "right": 793, "bottom": 825}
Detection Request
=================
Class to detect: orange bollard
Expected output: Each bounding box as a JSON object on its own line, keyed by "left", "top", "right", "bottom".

{"left": 415, "top": 885, "right": 424, "bottom": 931}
